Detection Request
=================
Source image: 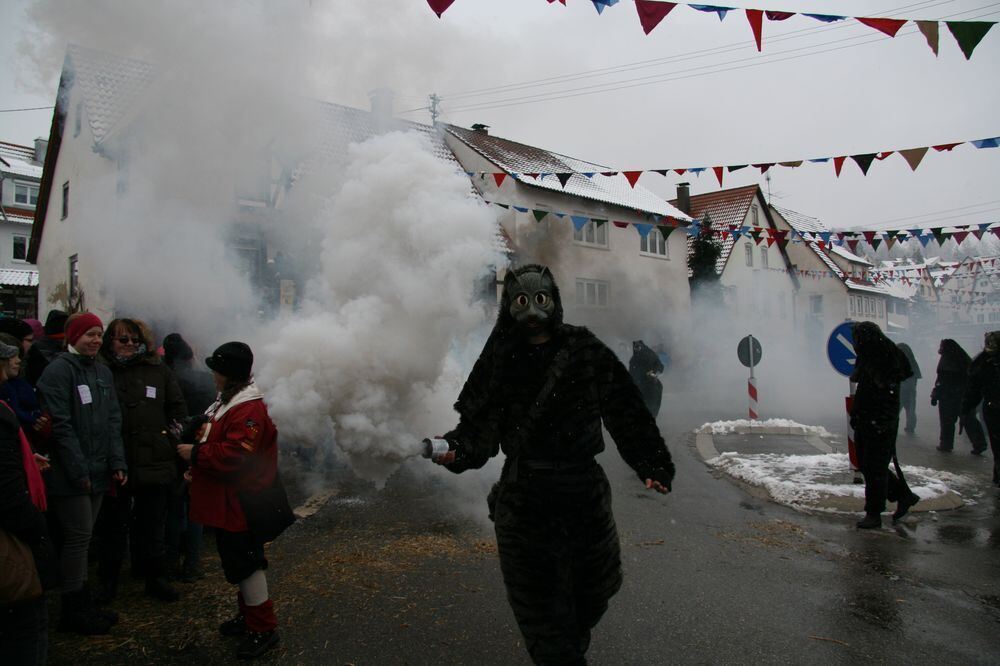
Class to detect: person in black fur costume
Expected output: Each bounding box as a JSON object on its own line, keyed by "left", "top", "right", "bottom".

{"left": 850, "top": 321, "right": 919, "bottom": 529}
{"left": 429, "top": 264, "right": 674, "bottom": 665}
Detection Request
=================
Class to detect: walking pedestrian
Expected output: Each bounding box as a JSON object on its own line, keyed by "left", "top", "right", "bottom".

{"left": 931, "top": 339, "right": 987, "bottom": 453}
{"left": 428, "top": 264, "right": 674, "bottom": 664}
{"left": 35, "top": 312, "right": 126, "bottom": 635}
{"left": 962, "top": 331, "right": 1000, "bottom": 487}
{"left": 177, "top": 341, "right": 286, "bottom": 660}
{"left": 94, "top": 319, "right": 187, "bottom": 604}
{"left": 851, "top": 322, "right": 920, "bottom": 529}
{"left": 629, "top": 339, "right": 664, "bottom": 418}
{"left": 897, "top": 343, "right": 921, "bottom": 435}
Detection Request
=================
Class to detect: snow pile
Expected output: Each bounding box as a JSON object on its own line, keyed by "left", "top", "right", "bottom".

{"left": 707, "top": 452, "right": 972, "bottom": 513}
{"left": 698, "top": 418, "right": 835, "bottom": 438}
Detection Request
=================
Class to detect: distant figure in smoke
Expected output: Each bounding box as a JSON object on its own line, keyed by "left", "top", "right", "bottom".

{"left": 896, "top": 343, "right": 921, "bottom": 435}
{"left": 962, "top": 331, "right": 1000, "bottom": 487}
{"left": 629, "top": 339, "right": 664, "bottom": 418}
{"left": 931, "top": 339, "right": 987, "bottom": 454}
{"left": 850, "top": 322, "right": 919, "bottom": 529}
{"left": 177, "top": 342, "right": 288, "bottom": 660}
{"left": 428, "top": 264, "right": 674, "bottom": 664}
{"left": 25, "top": 309, "right": 68, "bottom": 386}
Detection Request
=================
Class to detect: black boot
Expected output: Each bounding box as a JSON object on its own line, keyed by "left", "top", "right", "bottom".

{"left": 95, "top": 560, "right": 121, "bottom": 605}
{"left": 856, "top": 513, "right": 882, "bottom": 529}
{"left": 236, "top": 630, "right": 279, "bottom": 659}
{"left": 58, "top": 590, "right": 113, "bottom": 635}
{"left": 219, "top": 614, "right": 247, "bottom": 637}
{"left": 83, "top": 586, "right": 119, "bottom": 625}
{"left": 892, "top": 493, "right": 920, "bottom": 524}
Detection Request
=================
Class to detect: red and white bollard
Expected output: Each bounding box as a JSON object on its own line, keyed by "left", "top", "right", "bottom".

{"left": 748, "top": 376, "right": 759, "bottom": 420}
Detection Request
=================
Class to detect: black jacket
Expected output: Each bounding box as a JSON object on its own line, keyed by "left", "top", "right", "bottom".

{"left": 963, "top": 350, "right": 1000, "bottom": 414}
{"left": 851, "top": 323, "right": 912, "bottom": 437}
{"left": 25, "top": 337, "right": 64, "bottom": 386}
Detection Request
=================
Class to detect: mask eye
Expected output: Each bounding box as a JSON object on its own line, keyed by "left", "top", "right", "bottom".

{"left": 534, "top": 293, "right": 549, "bottom": 307}
{"left": 514, "top": 294, "right": 529, "bottom": 308}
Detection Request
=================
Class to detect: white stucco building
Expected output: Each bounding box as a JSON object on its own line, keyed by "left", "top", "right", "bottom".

{"left": 0, "top": 139, "right": 43, "bottom": 318}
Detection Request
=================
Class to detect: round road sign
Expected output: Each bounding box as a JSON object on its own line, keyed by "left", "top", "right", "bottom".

{"left": 737, "top": 334, "right": 763, "bottom": 368}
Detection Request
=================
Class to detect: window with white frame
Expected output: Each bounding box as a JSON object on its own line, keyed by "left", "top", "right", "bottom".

{"left": 639, "top": 229, "right": 669, "bottom": 258}
{"left": 12, "top": 235, "right": 27, "bottom": 262}
{"left": 751, "top": 206, "right": 759, "bottom": 227}
{"left": 575, "top": 278, "right": 610, "bottom": 307}
{"left": 61, "top": 181, "right": 69, "bottom": 220}
{"left": 573, "top": 220, "right": 608, "bottom": 248}
{"left": 744, "top": 243, "right": 753, "bottom": 267}
{"left": 760, "top": 246, "right": 769, "bottom": 269}
{"left": 13, "top": 183, "right": 39, "bottom": 207}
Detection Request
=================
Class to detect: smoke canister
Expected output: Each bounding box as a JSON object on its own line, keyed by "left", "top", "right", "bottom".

{"left": 422, "top": 437, "right": 451, "bottom": 461}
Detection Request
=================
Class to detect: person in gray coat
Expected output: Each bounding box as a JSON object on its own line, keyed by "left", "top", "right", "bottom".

{"left": 35, "top": 312, "right": 127, "bottom": 635}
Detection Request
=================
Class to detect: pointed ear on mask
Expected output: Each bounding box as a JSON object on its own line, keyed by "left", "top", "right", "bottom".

{"left": 540, "top": 266, "right": 554, "bottom": 282}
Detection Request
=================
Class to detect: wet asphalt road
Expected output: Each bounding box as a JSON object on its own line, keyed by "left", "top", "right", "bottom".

{"left": 260, "top": 400, "right": 1000, "bottom": 665}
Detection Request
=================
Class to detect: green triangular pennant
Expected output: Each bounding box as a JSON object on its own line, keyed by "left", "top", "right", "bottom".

{"left": 931, "top": 227, "right": 949, "bottom": 246}
{"left": 658, "top": 225, "right": 676, "bottom": 241}
{"left": 593, "top": 219, "right": 607, "bottom": 227}
{"left": 946, "top": 21, "right": 995, "bottom": 59}
{"left": 533, "top": 209, "right": 549, "bottom": 222}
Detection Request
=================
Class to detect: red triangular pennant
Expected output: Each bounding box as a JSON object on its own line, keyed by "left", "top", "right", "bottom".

{"left": 953, "top": 230, "right": 970, "bottom": 245}
{"left": 745, "top": 9, "right": 763, "bottom": 51}
{"left": 713, "top": 166, "right": 724, "bottom": 186}
{"left": 493, "top": 172, "right": 508, "bottom": 187}
{"left": 674, "top": 168, "right": 687, "bottom": 175}
{"left": 765, "top": 11, "right": 795, "bottom": 21}
{"left": 856, "top": 17, "right": 907, "bottom": 37}
{"left": 623, "top": 171, "right": 643, "bottom": 188}
{"left": 833, "top": 156, "right": 847, "bottom": 177}
{"left": 426, "top": 0, "right": 456, "bottom": 18}
{"left": 634, "top": 0, "right": 678, "bottom": 35}
{"left": 933, "top": 142, "right": 962, "bottom": 152}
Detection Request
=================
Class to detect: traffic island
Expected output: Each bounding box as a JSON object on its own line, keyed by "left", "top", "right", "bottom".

{"left": 695, "top": 419, "right": 969, "bottom": 515}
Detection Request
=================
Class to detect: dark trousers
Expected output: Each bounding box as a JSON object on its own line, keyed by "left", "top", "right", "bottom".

{"left": 96, "top": 484, "right": 171, "bottom": 580}
{"left": 900, "top": 386, "right": 917, "bottom": 433}
{"left": 856, "top": 428, "right": 907, "bottom": 514}
{"left": 494, "top": 465, "right": 621, "bottom": 666}
{"left": 938, "top": 399, "right": 988, "bottom": 451}
{"left": 164, "top": 479, "right": 203, "bottom": 571}
{"left": 0, "top": 595, "right": 47, "bottom": 665}
{"left": 984, "top": 406, "right": 1000, "bottom": 484}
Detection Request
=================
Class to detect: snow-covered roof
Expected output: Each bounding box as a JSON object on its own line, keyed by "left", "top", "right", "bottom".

{"left": 670, "top": 184, "right": 759, "bottom": 273}
{"left": 771, "top": 204, "right": 845, "bottom": 280}
{"left": 0, "top": 269, "right": 38, "bottom": 287}
{"left": 0, "top": 142, "right": 42, "bottom": 179}
{"left": 67, "top": 44, "right": 156, "bottom": 145}
{"left": 830, "top": 244, "right": 872, "bottom": 266}
{"left": 445, "top": 124, "right": 690, "bottom": 220}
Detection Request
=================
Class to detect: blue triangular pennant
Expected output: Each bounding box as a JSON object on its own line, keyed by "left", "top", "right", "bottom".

{"left": 971, "top": 136, "right": 1000, "bottom": 148}
{"left": 808, "top": 157, "right": 831, "bottom": 163}
{"left": 803, "top": 13, "right": 846, "bottom": 22}
{"left": 690, "top": 4, "right": 733, "bottom": 20}
{"left": 571, "top": 215, "right": 590, "bottom": 231}
{"left": 513, "top": 206, "right": 529, "bottom": 213}
{"left": 591, "top": 0, "right": 619, "bottom": 14}
{"left": 689, "top": 167, "right": 707, "bottom": 175}
{"left": 634, "top": 223, "right": 654, "bottom": 238}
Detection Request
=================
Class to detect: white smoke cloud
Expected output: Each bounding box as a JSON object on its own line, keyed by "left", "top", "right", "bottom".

{"left": 255, "top": 130, "right": 505, "bottom": 485}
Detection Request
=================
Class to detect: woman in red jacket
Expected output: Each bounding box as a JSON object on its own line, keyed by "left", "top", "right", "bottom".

{"left": 176, "top": 341, "right": 280, "bottom": 660}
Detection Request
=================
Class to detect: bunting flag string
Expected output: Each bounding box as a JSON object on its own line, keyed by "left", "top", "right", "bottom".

{"left": 465, "top": 133, "right": 1000, "bottom": 189}
{"left": 427, "top": 0, "right": 997, "bottom": 59}
{"left": 476, "top": 189, "right": 1000, "bottom": 252}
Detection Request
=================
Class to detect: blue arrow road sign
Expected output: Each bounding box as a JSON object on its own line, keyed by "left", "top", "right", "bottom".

{"left": 827, "top": 321, "right": 856, "bottom": 377}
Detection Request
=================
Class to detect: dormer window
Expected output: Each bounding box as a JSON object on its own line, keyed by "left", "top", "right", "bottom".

{"left": 14, "top": 182, "right": 39, "bottom": 207}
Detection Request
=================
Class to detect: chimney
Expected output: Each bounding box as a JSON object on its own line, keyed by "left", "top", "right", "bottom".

{"left": 34, "top": 138, "right": 48, "bottom": 164}
{"left": 368, "top": 87, "right": 394, "bottom": 132}
{"left": 471, "top": 123, "right": 490, "bottom": 135}
{"left": 676, "top": 182, "right": 690, "bottom": 215}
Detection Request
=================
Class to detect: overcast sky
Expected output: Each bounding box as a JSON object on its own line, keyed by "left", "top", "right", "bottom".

{"left": 2, "top": 0, "right": 998, "bottom": 234}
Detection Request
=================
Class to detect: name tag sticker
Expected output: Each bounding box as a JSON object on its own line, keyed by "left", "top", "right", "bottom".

{"left": 77, "top": 385, "right": 93, "bottom": 405}
{"left": 146, "top": 386, "right": 157, "bottom": 399}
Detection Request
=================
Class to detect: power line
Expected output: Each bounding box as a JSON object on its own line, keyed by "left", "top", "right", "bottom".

{"left": 439, "top": 0, "right": 953, "bottom": 101}
{"left": 435, "top": 3, "right": 998, "bottom": 115}
{"left": 0, "top": 106, "right": 54, "bottom": 113}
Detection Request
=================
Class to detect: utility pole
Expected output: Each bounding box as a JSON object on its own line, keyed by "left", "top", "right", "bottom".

{"left": 428, "top": 93, "right": 441, "bottom": 124}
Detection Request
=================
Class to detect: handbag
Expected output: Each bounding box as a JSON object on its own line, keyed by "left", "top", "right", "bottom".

{"left": 0, "top": 527, "right": 42, "bottom": 604}
{"left": 238, "top": 472, "right": 296, "bottom": 543}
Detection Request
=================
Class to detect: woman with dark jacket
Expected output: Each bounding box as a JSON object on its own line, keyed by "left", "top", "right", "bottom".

{"left": 0, "top": 338, "right": 56, "bottom": 664}
{"left": 932, "top": 339, "right": 987, "bottom": 453}
{"left": 851, "top": 322, "right": 920, "bottom": 529}
{"left": 897, "top": 343, "right": 921, "bottom": 434}
{"left": 0, "top": 333, "right": 49, "bottom": 447}
{"left": 95, "top": 319, "right": 187, "bottom": 604}
{"left": 177, "top": 342, "right": 282, "bottom": 660}
{"left": 35, "top": 312, "right": 126, "bottom": 635}
{"left": 962, "top": 331, "right": 1000, "bottom": 486}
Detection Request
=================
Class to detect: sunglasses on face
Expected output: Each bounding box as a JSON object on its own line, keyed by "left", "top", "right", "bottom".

{"left": 116, "top": 336, "right": 142, "bottom": 345}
